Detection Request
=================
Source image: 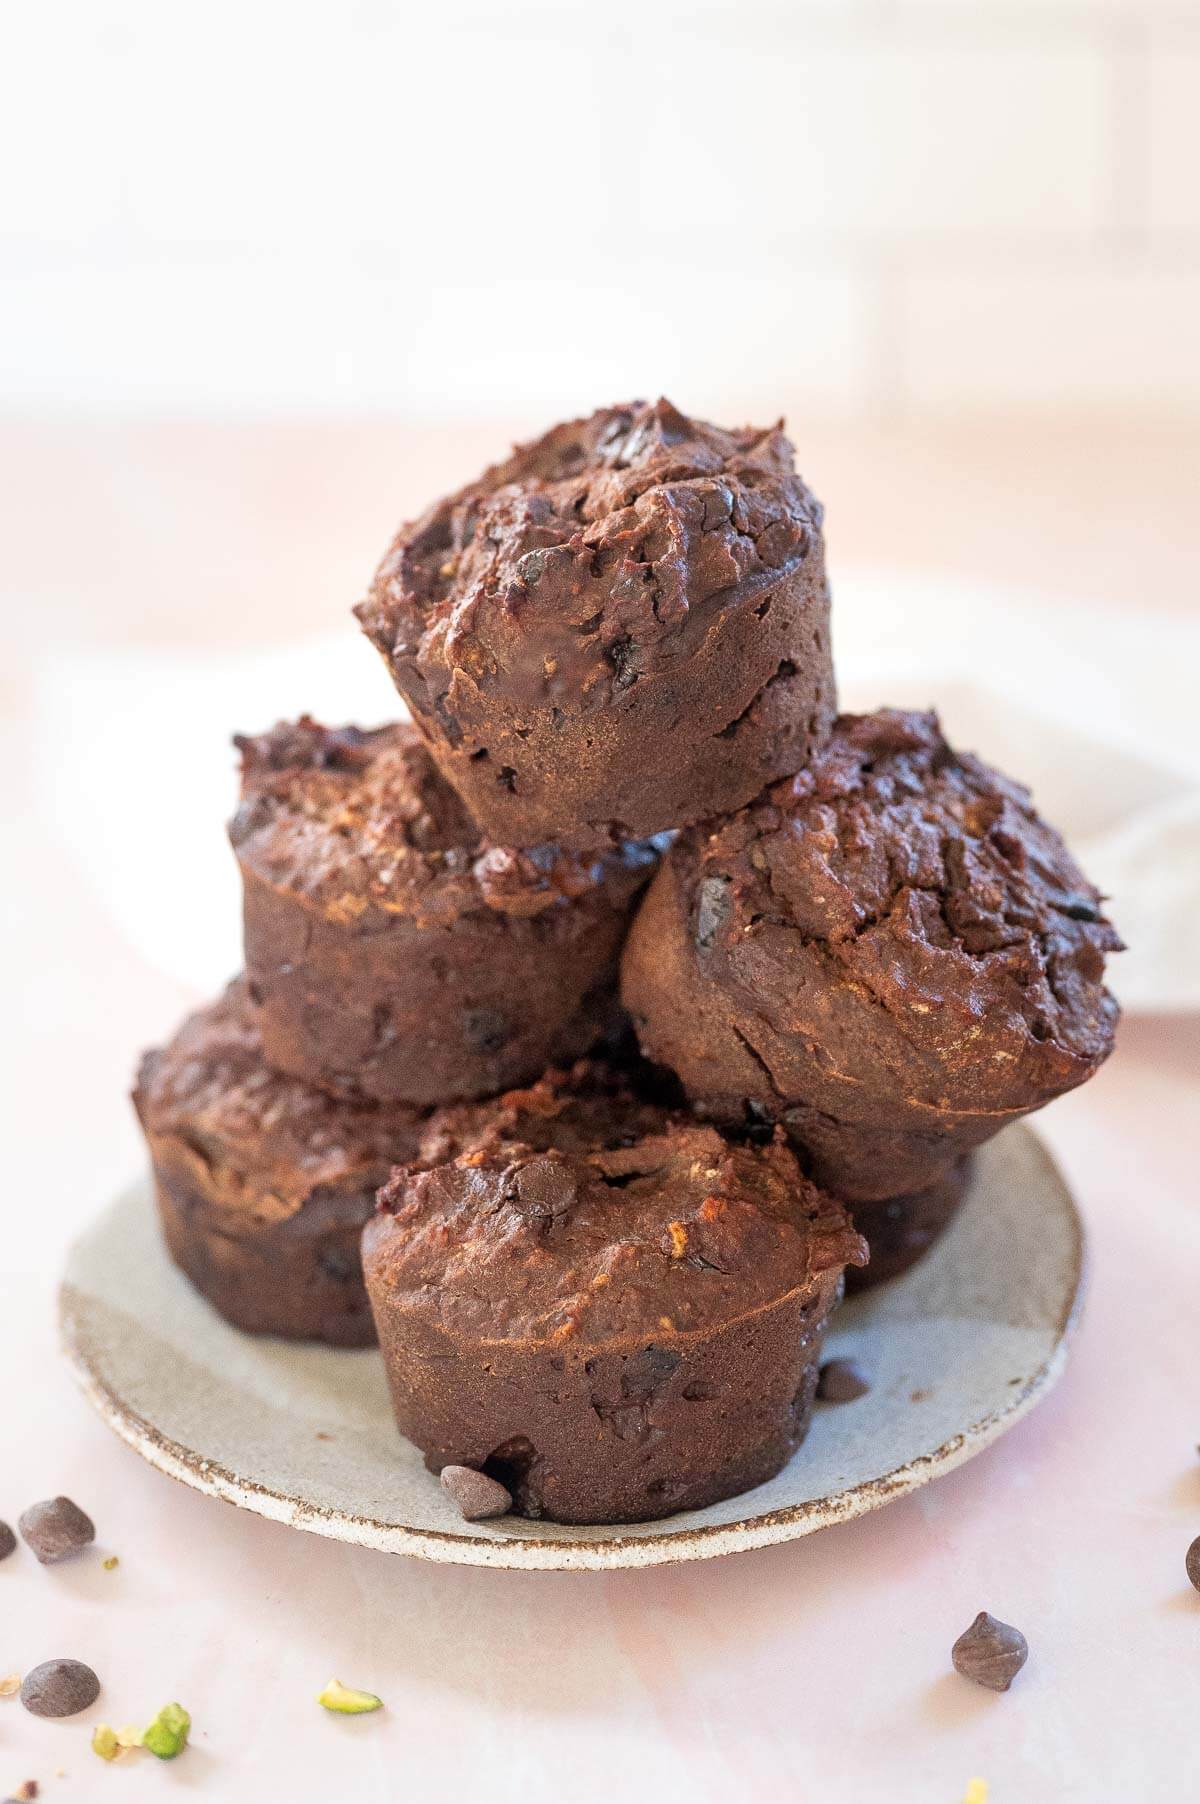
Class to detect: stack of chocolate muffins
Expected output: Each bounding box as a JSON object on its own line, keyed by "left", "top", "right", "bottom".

{"left": 134, "top": 399, "right": 1120, "bottom": 1525}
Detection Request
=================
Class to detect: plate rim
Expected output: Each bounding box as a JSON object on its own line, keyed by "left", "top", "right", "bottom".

{"left": 58, "top": 1126, "right": 1085, "bottom": 1572}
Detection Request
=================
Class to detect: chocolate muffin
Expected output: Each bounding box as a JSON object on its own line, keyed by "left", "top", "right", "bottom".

{"left": 362, "top": 1063, "right": 867, "bottom": 1524}
{"left": 622, "top": 709, "right": 1120, "bottom": 1245}
{"left": 356, "top": 398, "right": 835, "bottom": 850}
{"left": 133, "top": 980, "right": 424, "bottom": 1344}
{"left": 231, "top": 718, "right": 659, "bottom": 1105}
{"left": 844, "top": 1158, "right": 972, "bottom": 1292}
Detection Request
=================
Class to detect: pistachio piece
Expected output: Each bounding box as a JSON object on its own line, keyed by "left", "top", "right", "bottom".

{"left": 91, "top": 1724, "right": 119, "bottom": 1762}
{"left": 317, "top": 1679, "right": 383, "bottom": 1715}
{"left": 142, "top": 1702, "right": 190, "bottom": 1759}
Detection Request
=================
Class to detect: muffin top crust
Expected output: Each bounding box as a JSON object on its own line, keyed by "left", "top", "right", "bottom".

{"left": 134, "top": 980, "right": 424, "bottom": 1219}
{"left": 357, "top": 398, "right": 824, "bottom": 709}
{"left": 230, "top": 718, "right": 659, "bottom": 925}
{"left": 675, "top": 708, "right": 1121, "bottom": 1110}
{"left": 367, "top": 1061, "right": 865, "bottom": 1346}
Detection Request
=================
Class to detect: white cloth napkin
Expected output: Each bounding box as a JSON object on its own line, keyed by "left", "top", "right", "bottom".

{"left": 30, "top": 572, "right": 1200, "bottom": 1011}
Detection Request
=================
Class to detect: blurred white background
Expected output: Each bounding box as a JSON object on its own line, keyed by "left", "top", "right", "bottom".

{"left": 2, "top": 0, "right": 1199, "bottom": 1024}
{"left": 3, "top": 0, "right": 1198, "bottom": 424}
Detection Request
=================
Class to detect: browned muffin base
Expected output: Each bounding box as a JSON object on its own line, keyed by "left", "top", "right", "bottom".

{"left": 152, "top": 1163, "right": 379, "bottom": 1346}
{"left": 370, "top": 1272, "right": 846, "bottom": 1523}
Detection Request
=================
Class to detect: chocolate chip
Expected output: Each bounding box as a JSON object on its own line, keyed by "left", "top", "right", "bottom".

{"left": 951, "top": 1612, "right": 1029, "bottom": 1692}
{"left": 1186, "top": 1535, "right": 1200, "bottom": 1593}
{"left": 317, "top": 1244, "right": 356, "bottom": 1282}
{"left": 695, "top": 876, "right": 731, "bottom": 951}
{"left": 516, "top": 549, "right": 547, "bottom": 587}
{"left": 816, "top": 1358, "right": 870, "bottom": 1402}
{"left": 439, "top": 1465, "right": 512, "bottom": 1522}
{"left": 622, "top": 1345, "right": 680, "bottom": 1400}
{"left": 511, "top": 1156, "right": 577, "bottom": 1218}
{"left": 0, "top": 1521, "right": 16, "bottom": 1561}
{"left": 18, "top": 1497, "right": 95, "bottom": 1564}
{"left": 607, "top": 634, "right": 641, "bottom": 692}
{"left": 20, "top": 1659, "right": 101, "bottom": 1718}
{"left": 461, "top": 1007, "right": 511, "bottom": 1055}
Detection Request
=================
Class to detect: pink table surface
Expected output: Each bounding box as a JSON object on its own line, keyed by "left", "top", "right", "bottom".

{"left": 2, "top": 420, "right": 1198, "bottom": 1804}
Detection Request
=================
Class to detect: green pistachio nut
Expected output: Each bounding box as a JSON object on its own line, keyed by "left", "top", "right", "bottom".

{"left": 318, "top": 1678, "right": 383, "bottom": 1715}
{"left": 142, "top": 1701, "right": 191, "bottom": 1759}
{"left": 91, "top": 1723, "right": 120, "bottom": 1761}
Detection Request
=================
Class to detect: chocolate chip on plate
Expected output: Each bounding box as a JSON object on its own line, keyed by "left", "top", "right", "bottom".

{"left": 816, "top": 1357, "right": 870, "bottom": 1403}
{"left": 951, "top": 1612, "right": 1029, "bottom": 1692}
{"left": 440, "top": 1465, "right": 513, "bottom": 1522}
{"left": 18, "top": 1497, "right": 95, "bottom": 1564}
{"left": 1186, "top": 1534, "right": 1200, "bottom": 1593}
{"left": 20, "top": 1659, "right": 101, "bottom": 1718}
{"left": 0, "top": 1520, "right": 16, "bottom": 1562}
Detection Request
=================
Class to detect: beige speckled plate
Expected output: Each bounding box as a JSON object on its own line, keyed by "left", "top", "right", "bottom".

{"left": 59, "top": 1124, "right": 1082, "bottom": 1570}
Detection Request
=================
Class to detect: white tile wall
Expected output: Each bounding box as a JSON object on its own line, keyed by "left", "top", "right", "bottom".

{"left": 1148, "top": 27, "right": 1200, "bottom": 234}
{"left": 645, "top": 26, "right": 1111, "bottom": 239}
{"left": 0, "top": 0, "right": 1196, "bottom": 419}
{"left": 901, "top": 266, "right": 1200, "bottom": 407}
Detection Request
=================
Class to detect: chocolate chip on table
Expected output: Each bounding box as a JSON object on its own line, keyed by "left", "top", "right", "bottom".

{"left": 951, "top": 1612, "right": 1029, "bottom": 1692}
{"left": 18, "top": 1497, "right": 95, "bottom": 1564}
{"left": 0, "top": 1521, "right": 16, "bottom": 1561}
{"left": 1186, "top": 1535, "right": 1200, "bottom": 1593}
{"left": 816, "top": 1358, "right": 870, "bottom": 1403}
{"left": 440, "top": 1465, "right": 512, "bottom": 1522}
{"left": 19, "top": 1659, "right": 101, "bottom": 1718}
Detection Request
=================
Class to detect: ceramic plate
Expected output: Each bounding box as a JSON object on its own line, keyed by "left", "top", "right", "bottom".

{"left": 60, "top": 1124, "right": 1082, "bottom": 1571}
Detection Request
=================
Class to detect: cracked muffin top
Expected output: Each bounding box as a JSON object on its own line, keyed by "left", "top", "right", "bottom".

{"left": 230, "top": 717, "right": 659, "bottom": 925}
{"left": 133, "top": 980, "right": 425, "bottom": 1220}
{"left": 365, "top": 1062, "right": 866, "bottom": 1346}
{"left": 673, "top": 708, "right": 1121, "bottom": 1114}
{"left": 356, "top": 397, "right": 824, "bottom": 708}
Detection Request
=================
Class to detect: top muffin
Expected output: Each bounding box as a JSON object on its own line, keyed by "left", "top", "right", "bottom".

{"left": 357, "top": 398, "right": 835, "bottom": 848}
